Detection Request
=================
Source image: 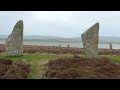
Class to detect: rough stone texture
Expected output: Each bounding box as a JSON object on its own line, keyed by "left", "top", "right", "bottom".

{"left": 5, "top": 20, "right": 23, "bottom": 56}
{"left": 81, "top": 22, "right": 99, "bottom": 59}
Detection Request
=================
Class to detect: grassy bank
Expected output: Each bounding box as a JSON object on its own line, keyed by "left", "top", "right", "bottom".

{"left": 0, "top": 53, "right": 73, "bottom": 79}
{"left": 0, "top": 53, "right": 120, "bottom": 79}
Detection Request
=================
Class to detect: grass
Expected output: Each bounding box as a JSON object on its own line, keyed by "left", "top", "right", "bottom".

{"left": 0, "top": 53, "right": 73, "bottom": 79}
{"left": 0, "top": 53, "right": 61, "bottom": 61}
{"left": 0, "top": 53, "right": 120, "bottom": 79}
{"left": 100, "top": 55, "right": 120, "bottom": 63}
{"left": 111, "top": 55, "right": 120, "bottom": 62}
{"left": 96, "top": 55, "right": 120, "bottom": 63}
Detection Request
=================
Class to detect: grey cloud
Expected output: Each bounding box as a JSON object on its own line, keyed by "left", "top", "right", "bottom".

{"left": 0, "top": 11, "right": 120, "bottom": 38}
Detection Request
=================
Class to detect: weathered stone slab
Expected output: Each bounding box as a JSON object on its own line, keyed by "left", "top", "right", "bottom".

{"left": 81, "top": 22, "right": 99, "bottom": 59}
{"left": 5, "top": 20, "right": 23, "bottom": 56}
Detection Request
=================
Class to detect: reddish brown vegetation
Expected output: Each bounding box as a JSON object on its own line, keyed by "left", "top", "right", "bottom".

{"left": 23, "top": 45, "right": 120, "bottom": 55}
{"left": 43, "top": 57, "right": 120, "bottom": 79}
{"left": 23, "top": 45, "right": 84, "bottom": 54}
{"left": 0, "top": 44, "right": 120, "bottom": 55}
{"left": 0, "top": 59, "right": 13, "bottom": 65}
{"left": 0, "top": 44, "right": 5, "bottom": 53}
{"left": 0, "top": 59, "right": 31, "bottom": 79}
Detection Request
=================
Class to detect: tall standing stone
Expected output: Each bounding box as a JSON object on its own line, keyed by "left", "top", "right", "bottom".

{"left": 81, "top": 22, "right": 99, "bottom": 59}
{"left": 5, "top": 20, "right": 23, "bottom": 56}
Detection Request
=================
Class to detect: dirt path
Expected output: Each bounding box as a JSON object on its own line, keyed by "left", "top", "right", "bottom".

{"left": 34, "top": 59, "right": 49, "bottom": 79}
{"left": 29, "top": 54, "right": 73, "bottom": 79}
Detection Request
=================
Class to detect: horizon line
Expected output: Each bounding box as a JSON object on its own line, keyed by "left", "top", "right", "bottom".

{"left": 0, "top": 35, "right": 120, "bottom": 38}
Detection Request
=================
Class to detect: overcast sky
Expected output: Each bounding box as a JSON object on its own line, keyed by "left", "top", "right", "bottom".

{"left": 0, "top": 11, "right": 120, "bottom": 38}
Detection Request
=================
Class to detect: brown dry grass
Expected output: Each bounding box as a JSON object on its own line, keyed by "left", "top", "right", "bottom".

{"left": 0, "top": 44, "right": 120, "bottom": 55}
{"left": 43, "top": 56, "right": 120, "bottom": 79}
{"left": 0, "top": 59, "right": 31, "bottom": 79}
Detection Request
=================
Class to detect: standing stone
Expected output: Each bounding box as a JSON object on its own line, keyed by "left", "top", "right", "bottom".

{"left": 68, "top": 44, "right": 70, "bottom": 48}
{"left": 5, "top": 20, "right": 23, "bottom": 56}
{"left": 81, "top": 22, "right": 99, "bottom": 59}
{"left": 109, "top": 43, "right": 112, "bottom": 55}
{"left": 59, "top": 44, "right": 61, "bottom": 47}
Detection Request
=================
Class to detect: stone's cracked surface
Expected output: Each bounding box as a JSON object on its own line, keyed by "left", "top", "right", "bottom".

{"left": 81, "top": 22, "right": 99, "bottom": 59}
{"left": 5, "top": 20, "right": 23, "bottom": 56}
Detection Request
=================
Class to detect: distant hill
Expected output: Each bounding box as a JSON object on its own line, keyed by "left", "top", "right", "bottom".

{"left": 24, "top": 35, "right": 63, "bottom": 39}
{"left": 99, "top": 36, "right": 120, "bottom": 44}
{"left": 0, "top": 35, "right": 8, "bottom": 39}
{"left": 73, "top": 36, "right": 120, "bottom": 44}
{"left": 0, "top": 35, "right": 64, "bottom": 40}
{"left": 0, "top": 35, "right": 120, "bottom": 44}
